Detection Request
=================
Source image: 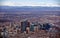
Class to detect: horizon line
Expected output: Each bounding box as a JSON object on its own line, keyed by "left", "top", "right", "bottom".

{"left": 0, "top": 5, "right": 60, "bottom": 7}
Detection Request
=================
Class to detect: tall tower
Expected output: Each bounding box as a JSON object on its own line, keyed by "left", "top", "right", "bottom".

{"left": 34, "top": 25, "right": 38, "bottom": 32}
{"left": 30, "top": 24, "right": 34, "bottom": 32}
{"left": 21, "top": 19, "right": 30, "bottom": 33}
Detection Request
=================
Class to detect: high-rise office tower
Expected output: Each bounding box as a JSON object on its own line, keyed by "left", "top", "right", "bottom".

{"left": 38, "top": 23, "right": 43, "bottom": 30}
{"left": 0, "top": 29, "right": 3, "bottom": 38}
{"left": 43, "top": 23, "right": 51, "bottom": 30}
{"left": 30, "top": 24, "right": 34, "bottom": 32}
{"left": 34, "top": 25, "right": 38, "bottom": 32}
{"left": 26, "top": 27, "right": 30, "bottom": 34}
{"left": 21, "top": 20, "right": 30, "bottom": 33}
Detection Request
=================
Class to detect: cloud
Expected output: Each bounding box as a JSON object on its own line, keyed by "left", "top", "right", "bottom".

{"left": 0, "top": 1, "right": 60, "bottom": 7}
{"left": 0, "top": 1, "right": 15, "bottom": 6}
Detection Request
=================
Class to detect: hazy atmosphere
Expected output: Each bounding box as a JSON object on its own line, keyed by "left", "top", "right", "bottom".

{"left": 0, "top": 0, "right": 60, "bottom": 38}
{"left": 0, "top": 0, "right": 60, "bottom": 6}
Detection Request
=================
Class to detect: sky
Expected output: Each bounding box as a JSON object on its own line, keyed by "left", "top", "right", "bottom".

{"left": 0, "top": 0, "right": 60, "bottom": 7}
